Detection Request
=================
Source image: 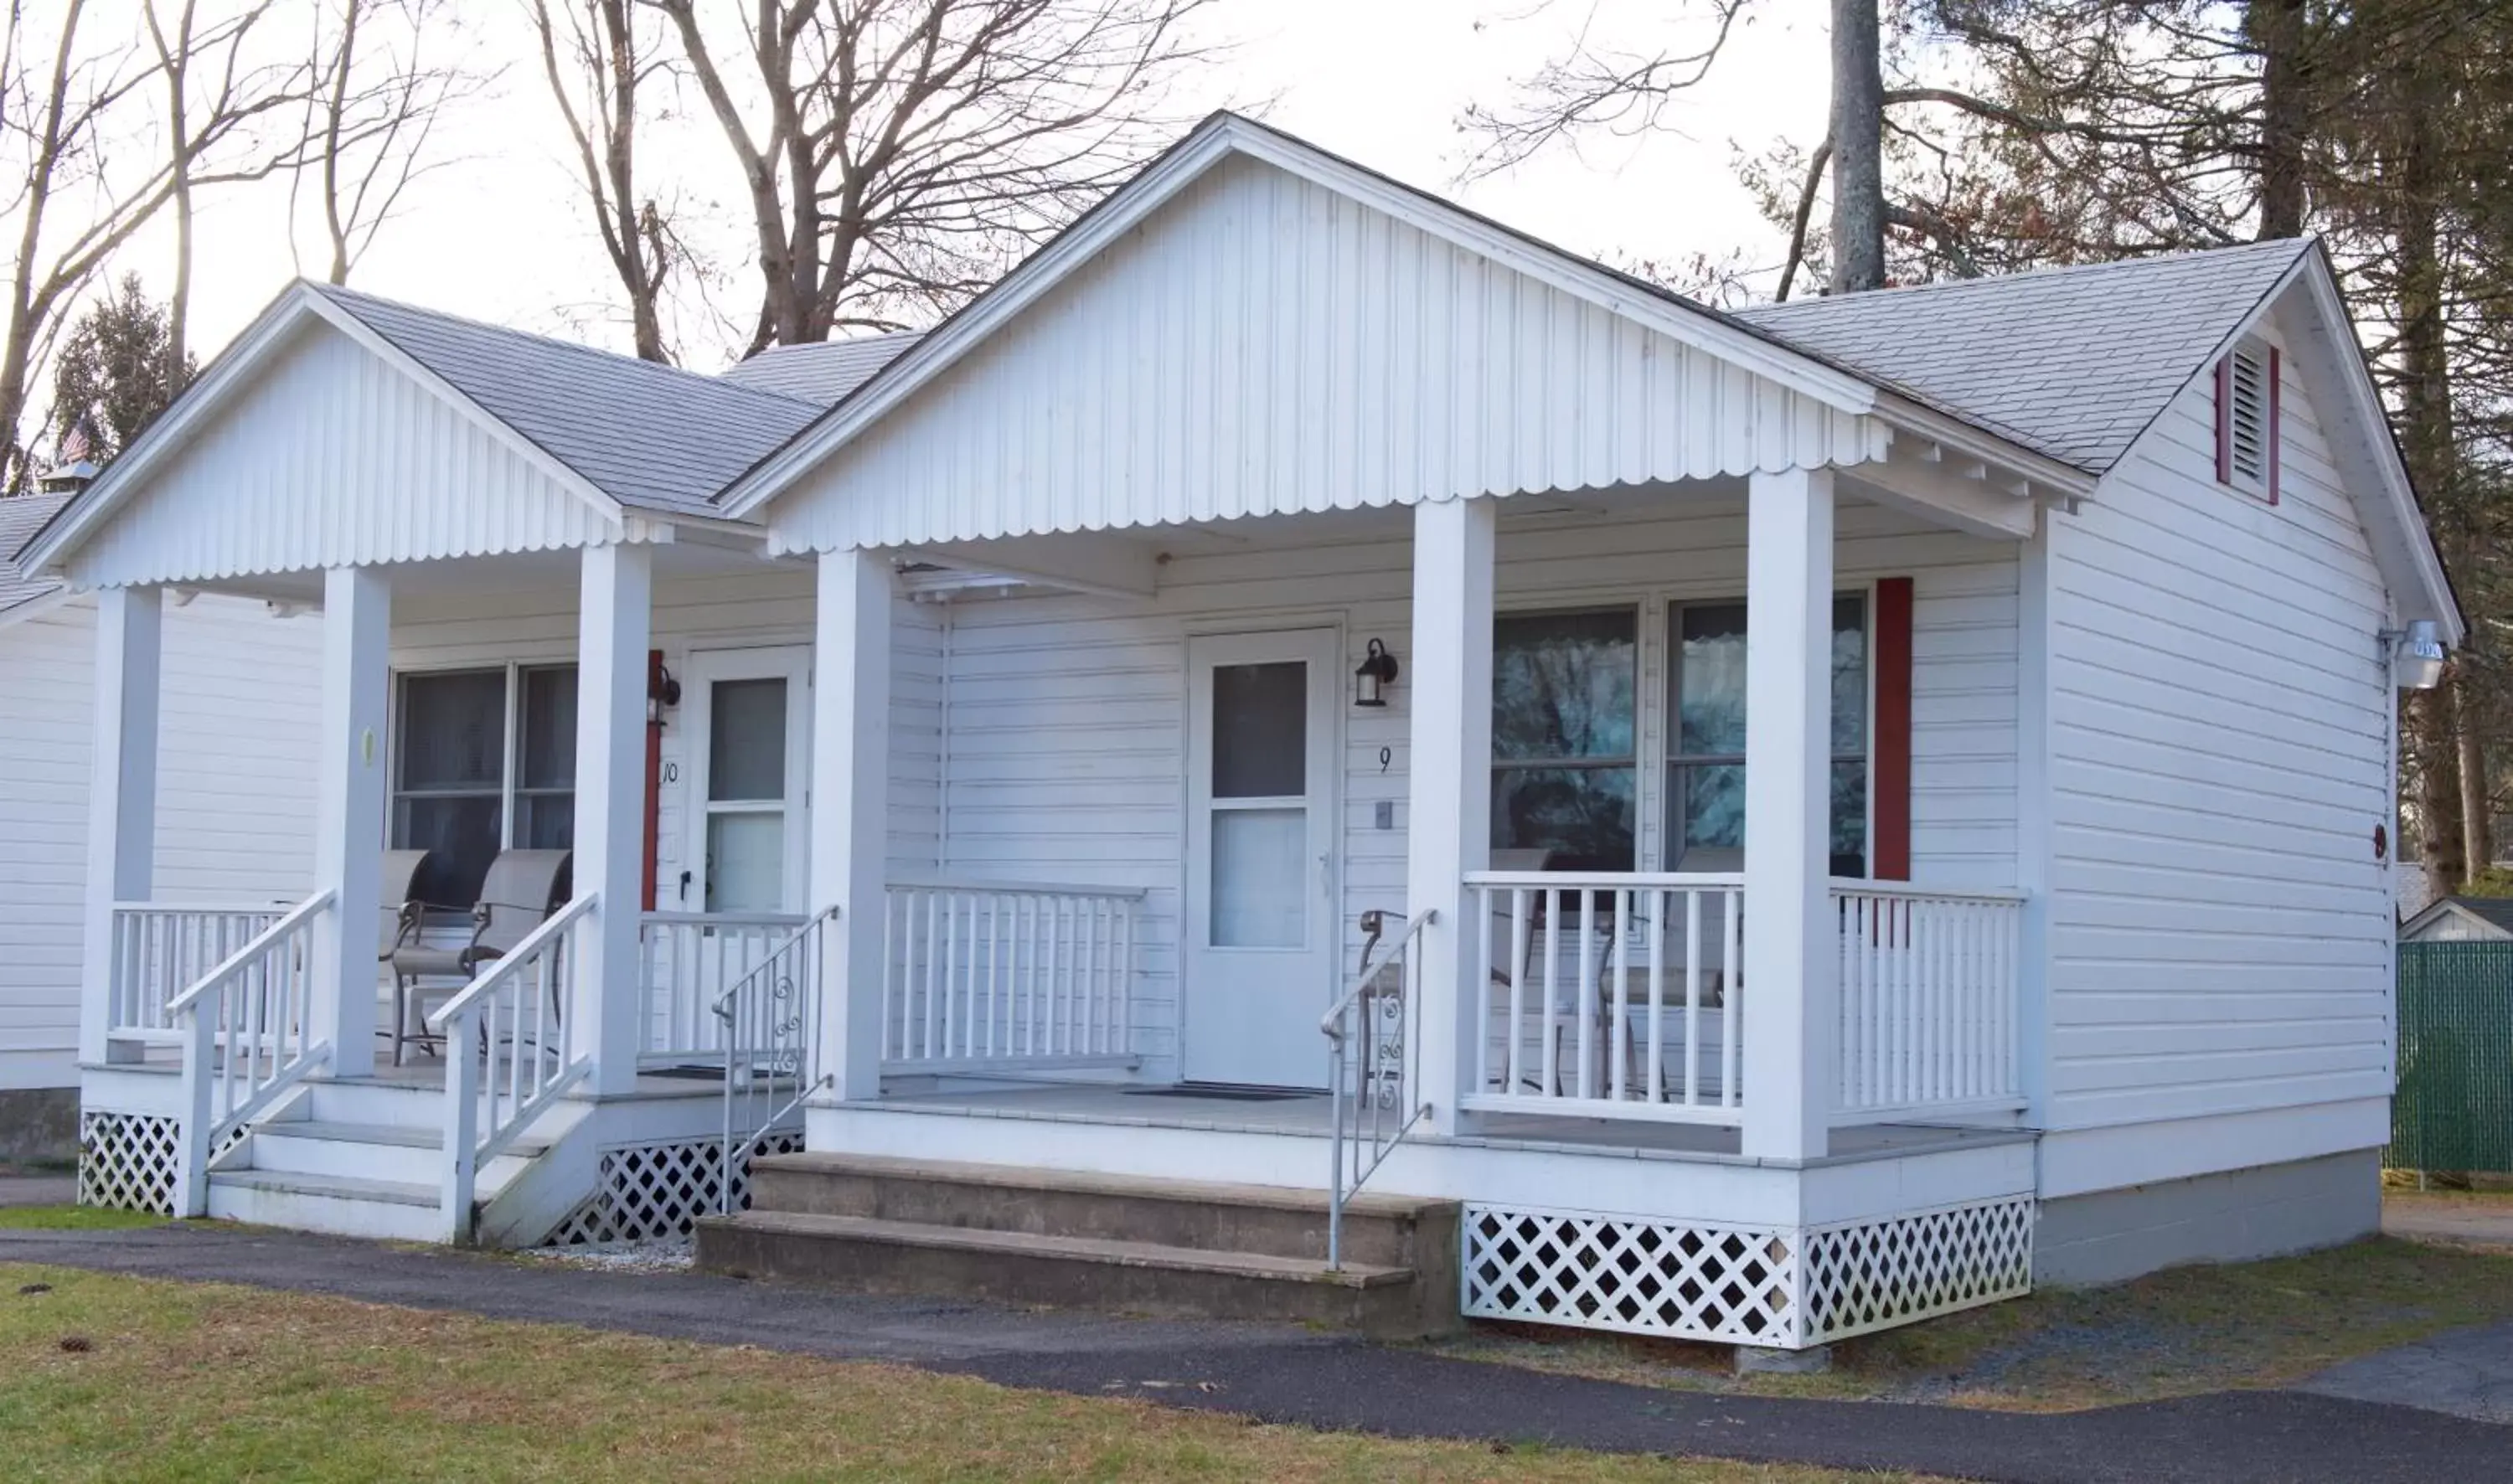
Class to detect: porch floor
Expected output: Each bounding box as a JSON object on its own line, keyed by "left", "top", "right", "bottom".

{"left": 91, "top": 1048, "right": 725, "bottom": 1100}
{"left": 857, "top": 1084, "right": 2034, "bottom": 1167}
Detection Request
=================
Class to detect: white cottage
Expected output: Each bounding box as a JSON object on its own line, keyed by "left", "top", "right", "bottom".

{"left": 16, "top": 115, "right": 2456, "bottom": 1350}
{"left": 0, "top": 490, "right": 319, "bottom": 1154}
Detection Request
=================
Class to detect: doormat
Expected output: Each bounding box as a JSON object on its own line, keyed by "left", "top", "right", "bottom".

{"left": 642, "top": 1065, "right": 729, "bottom": 1082}
{"left": 1124, "top": 1085, "right": 1320, "bottom": 1103}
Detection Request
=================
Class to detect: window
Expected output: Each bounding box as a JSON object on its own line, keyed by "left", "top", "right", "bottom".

{"left": 1667, "top": 595, "right": 1870, "bottom": 876}
{"left": 392, "top": 664, "right": 578, "bottom": 907}
{"left": 2216, "top": 338, "right": 2278, "bottom": 502}
{"left": 1491, "top": 609, "right": 1637, "bottom": 870}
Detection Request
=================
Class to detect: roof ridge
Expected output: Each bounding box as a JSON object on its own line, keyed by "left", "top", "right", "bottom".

{"left": 1737, "top": 238, "right": 2313, "bottom": 314}
{"left": 309, "top": 281, "right": 822, "bottom": 409}
{"left": 741, "top": 330, "right": 922, "bottom": 360}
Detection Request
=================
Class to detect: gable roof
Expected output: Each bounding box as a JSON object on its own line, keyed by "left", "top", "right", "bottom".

{"left": 2402, "top": 897, "right": 2513, "bottom": 940}
{"left": 310, "top": 285, "right": 823, "bottom": 518}
{"left": 0, "top": 492, "right": 73, "bottom": 615}
{"left": 722, "top": 333, "right": 921, "bottom": 405}
{"left": 1732, "top": 240, "right": 2313, "bottom": 474}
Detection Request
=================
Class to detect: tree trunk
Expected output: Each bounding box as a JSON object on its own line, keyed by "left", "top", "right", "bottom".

{"left": 2414, "top": 685, "right": 2467, "bottom": 898}
{"left": 1828, "top": 0, "right": 1886, "bottom": 292}
{"left": 2252, "top": 0, "right": 2310, "bottom": 238}
{"left": 2461, "top": 688, "right": 2492, "bottom": 875}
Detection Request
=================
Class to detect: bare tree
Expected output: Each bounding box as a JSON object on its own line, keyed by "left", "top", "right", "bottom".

{"left": 295, "top": 0, "right": 485, "bottom": 286}
{"left": 645, "top": 0, "right": 1216, "bottom": 352}
{"left": 531, "top": 0, "right": 675, "bottom": 360}
{"left": 141, "top": 0, "right": 319, "bottom": 400}
{"left": 1828, "top": 0, "right": 1883, "bottom": 291}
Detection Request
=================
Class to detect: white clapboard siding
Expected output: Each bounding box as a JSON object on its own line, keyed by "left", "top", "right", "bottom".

{"left": 65, "top": 319, "right": 614, "bottom": 590}
{"left": 768, "top": 154, "right": 1886, "bottom": 554}
{"left": 2044, "top": 320, "right": 2393, "bottom": 1145}
{"left": 0, "top": 594, "right": 322, "bottom": 1089}
{"left": 935, "top": 496, "right": 2020, "bottom": 1079}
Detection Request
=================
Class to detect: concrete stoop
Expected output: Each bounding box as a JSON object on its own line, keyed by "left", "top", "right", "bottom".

{"left": 695, "top": 1152, "right": 1463, "bottom": 1338}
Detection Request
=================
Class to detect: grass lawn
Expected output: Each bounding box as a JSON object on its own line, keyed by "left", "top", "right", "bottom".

{"left": 0, "top": 1207, "right": 167, "bottom": 1233}
{"left": 0, "top": 1260, "right": 1936, "bottom": 1484}
{"left": 1441, "top": 1234, "right": 2513, "bottom": 1412}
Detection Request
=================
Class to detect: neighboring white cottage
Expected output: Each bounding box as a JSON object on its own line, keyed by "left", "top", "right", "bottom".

{"left": 11, "top": 114, "right": 2459, "bottom": 1350}
{"left": 0, "top": 491, "right": 320, "bottom": 1155}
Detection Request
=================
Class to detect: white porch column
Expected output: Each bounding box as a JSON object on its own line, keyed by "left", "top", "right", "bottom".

{"left": 1742, "top": 468, "right": 1836, "bottom": 1161}
{"left": 79, "top": 585, "right": 163, "bottom": 1067}
{"left": 809, "top": 549, "right": 891, "bottom": 1103}
{"left": 1406, "top": 496, "right": 1496, "bottom": 1136}
{"left": 311, "top": 567, "right": 391, "bottom": 1079}
{"left": 571, "top": 543, "right": 653, "bottom": 1095}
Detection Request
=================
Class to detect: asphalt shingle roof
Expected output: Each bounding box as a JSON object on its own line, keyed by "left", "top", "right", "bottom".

{"left": 1732, "top": 240, "right": 2312, "bottom": 474}
{"left": 721, "top": 333, "right": 921, "bottom": 406}
{"left": 0, "top": 491, "right": 74, "bottom": 615}
{"left": 312, "top": 284, "right": 825, "bottom": 518}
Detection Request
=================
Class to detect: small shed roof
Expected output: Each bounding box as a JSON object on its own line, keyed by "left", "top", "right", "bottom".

{"left": 311, "top": 285, "right": 824, "bottom": 518}
{"left": 1732, "top": 241, "right": 2312, "bottom": 475}
{"left": 2403, "top": 897, "right": 2513, "bottom": 940}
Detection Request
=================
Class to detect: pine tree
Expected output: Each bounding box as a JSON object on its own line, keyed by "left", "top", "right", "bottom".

{"left": 49, "top": 274, "right": 195, "bottom": 468}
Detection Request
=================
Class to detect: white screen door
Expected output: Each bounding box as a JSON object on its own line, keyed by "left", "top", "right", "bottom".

{"left": 684, "top": 647, "right": 811, "bottom": 914}
{"left": 1183, "top": 630, "right": 1340, "bottom": 1088}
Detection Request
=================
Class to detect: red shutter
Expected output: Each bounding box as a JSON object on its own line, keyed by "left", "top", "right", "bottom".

{"left": 2265, "top": 347, "right": 2282, "bottom": 505}
{"left": 1873, "top": 577, "right": 1914, "bottom": 881}
{"left": 2214, "top": 354, "right": 2234, "bottom": 486}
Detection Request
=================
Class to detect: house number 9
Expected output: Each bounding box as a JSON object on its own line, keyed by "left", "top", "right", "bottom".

{"left": 1379, "top": 746, "right": 1391, "bottom": 773}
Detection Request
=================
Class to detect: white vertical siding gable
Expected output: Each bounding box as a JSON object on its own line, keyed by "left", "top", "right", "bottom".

{"left": 769, "top": 155, "right": 1886, "bottom": 554}
{"left": 64, "top": 318, "right": 618, "bottom": 589}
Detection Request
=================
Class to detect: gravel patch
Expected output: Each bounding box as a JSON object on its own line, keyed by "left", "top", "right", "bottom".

{"left": 510, "top": 1238, "right": 694, "bottom": 1274}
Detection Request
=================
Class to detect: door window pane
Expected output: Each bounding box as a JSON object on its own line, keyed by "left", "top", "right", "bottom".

{"left": 1494, "top": 611, "right": 1636, "bottom": 760}
{"left": 1212, "top": 662, "right": 1306, "bottom": 798}
{"left": 1210, "top": 807, "right": 1306, "bottom": 947}
{"left": 706, "top": 812, "right": 786, "bottom": 913}
{"left": 710, "top": 678, "right": 788, "bottom": 802}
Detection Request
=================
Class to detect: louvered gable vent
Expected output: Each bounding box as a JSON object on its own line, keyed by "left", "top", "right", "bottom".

{"left": 2215, "top": 336, "right": 2280, "bottom": 502}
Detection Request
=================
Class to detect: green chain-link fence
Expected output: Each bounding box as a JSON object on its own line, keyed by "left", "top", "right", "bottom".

{"left": 2392, "top": 941, "right": 2513, "bottom": 1172}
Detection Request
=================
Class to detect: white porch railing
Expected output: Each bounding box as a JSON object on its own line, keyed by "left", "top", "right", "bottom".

{"left": 1464, "top": 873, "right": 1747, "bottom": 1125}
{"left": 639, "top": 911, "right": 811, "bottom": 1064}
{"left": 110, "top": 902, "right": 286, "bottom": 1045}
{"left": 1832, "top": 883, "right": 2025, "bottom": 1125}
{"left": 1462, "top": 872, "right": 2025, "bottom": 1129}
{"left": 170, "top": 892, "right": 334, "bottom": 1216}
{"left": 880, "top": 876, "right": 1143, "bottom": 1074}
{"left": 429, "top": 892, "right": 596, "bottom": 1242}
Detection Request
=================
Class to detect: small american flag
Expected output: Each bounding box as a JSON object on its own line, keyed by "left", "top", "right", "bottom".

{"left": 58, "top": 413, "right": 95, "bottom": 465}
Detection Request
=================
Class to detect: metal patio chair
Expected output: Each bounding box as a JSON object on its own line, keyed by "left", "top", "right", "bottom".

{"left": 387, "top": 849, "right": 573, "bottom": 1066}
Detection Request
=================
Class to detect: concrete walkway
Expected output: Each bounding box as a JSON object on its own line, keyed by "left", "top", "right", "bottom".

{"left": 0, "top": 1221, "right": 2503, "bottom": 1484}
{"left": 2381, "top": 1193, "right": 2513, "bottom": 1248}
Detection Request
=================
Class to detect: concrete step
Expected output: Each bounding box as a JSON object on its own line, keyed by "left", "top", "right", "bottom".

{"left": 747, "top": 1152, "right": 1456, "bottom": 1272}
{"left": 696, "top": 1209, "right": 1449, "bottom": 1338}
{"left": 243, "top": 1121, "right": 545, "bottom": 1191}
{"left": 301, "top": 1079, "right": 448, "bottom": 1128}
{"left": 206, "top": 1168, "right": 446, "bottom": 1242}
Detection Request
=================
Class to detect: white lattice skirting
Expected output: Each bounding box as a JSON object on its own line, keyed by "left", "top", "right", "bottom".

{"left": 544, "top": 1131, "right": 805, "bottom": 1246}
{"left": 1461, "top": 1196, "right": 2035, "bottom": 1350}
{"left": 78, "top": 1110, "right": 181, "bottom": 1216}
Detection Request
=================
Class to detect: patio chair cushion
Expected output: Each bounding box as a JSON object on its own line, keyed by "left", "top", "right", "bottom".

{"left": 391, "top": 945, "right": 494, "bottom": 979}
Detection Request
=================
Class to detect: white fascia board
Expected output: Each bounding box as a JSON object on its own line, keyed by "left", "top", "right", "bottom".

{"left": 1871, "top": 399, "right": 2096, "bottom": 505}
{"left": 297, "top": 292, "right": 623, "bottom": 528}
{"left": 723, "top": 115, "right": 1883, "bottom": 520}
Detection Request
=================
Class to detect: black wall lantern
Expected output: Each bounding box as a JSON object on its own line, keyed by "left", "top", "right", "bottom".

{"left": 1354, "top": 638, "right": 1399, "bottom": 708}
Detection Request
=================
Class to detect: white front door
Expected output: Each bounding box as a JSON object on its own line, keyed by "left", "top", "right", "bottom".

{"left": 683, "top": 647, "right": 812, "bottom": 914}
{"left": 1183, "top": 629, "right": 1341, "bottom": 1088}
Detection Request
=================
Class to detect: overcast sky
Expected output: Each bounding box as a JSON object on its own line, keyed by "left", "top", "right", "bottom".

{"left": 163, "top": 0, "right": 1835, "bottom": 372}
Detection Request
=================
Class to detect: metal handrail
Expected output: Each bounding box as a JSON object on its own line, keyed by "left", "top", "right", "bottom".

{"left": 715, "top": 905, "right": 840, "bottom": 1213}
{"left": 1324, "top": 908, "right": 1434, "bottom": 1270}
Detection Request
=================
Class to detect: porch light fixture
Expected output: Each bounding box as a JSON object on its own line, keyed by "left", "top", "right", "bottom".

{"left": 2391, "top": 620, "right": 2448, "bottom": 691}
{"left": 1355, "top": 639, "right": 1399, "bottom": 708}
